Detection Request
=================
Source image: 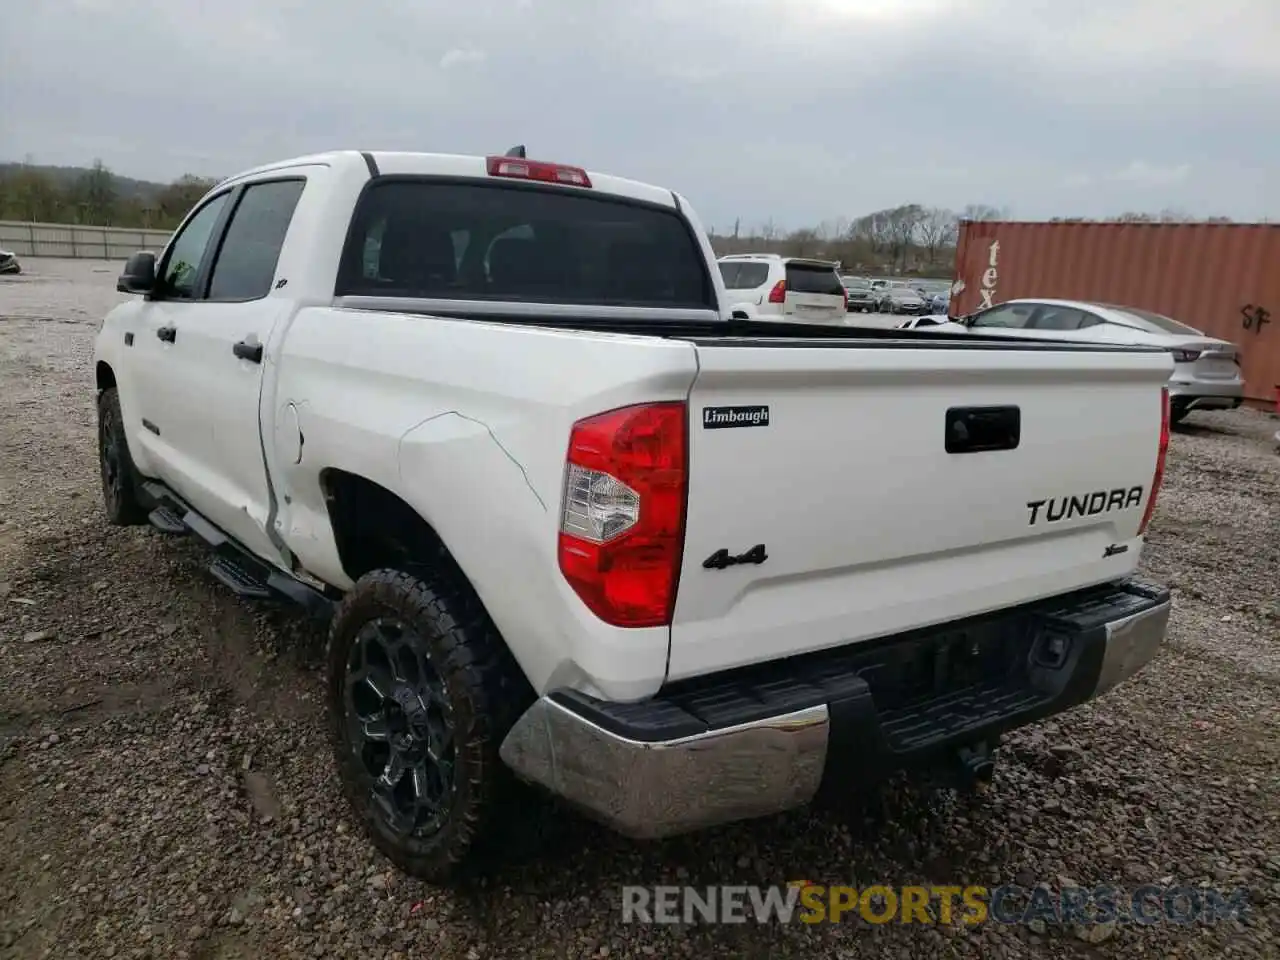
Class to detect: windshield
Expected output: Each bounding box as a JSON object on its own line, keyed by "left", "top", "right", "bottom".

{"left": 891, "top": 288, "right": 920, "bottom": 299}
{"left": 1108, "top": 305, "right": 1203, "bottom": 336}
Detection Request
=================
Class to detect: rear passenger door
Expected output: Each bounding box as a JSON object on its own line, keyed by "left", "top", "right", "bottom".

{"left": 151, "top": 176, "right": 308, "bottom": 566}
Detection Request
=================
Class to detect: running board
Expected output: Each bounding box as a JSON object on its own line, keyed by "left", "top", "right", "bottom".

{"left": 148, "top": 504, "right": 187, "bottom": 535}
{"left": 209, "top": 555, "right": 273, "bottom": 599}
{"left": 139, "top": 480, "right": 334, "bottom": 620}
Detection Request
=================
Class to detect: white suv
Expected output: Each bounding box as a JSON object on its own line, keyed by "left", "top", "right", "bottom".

{"left": 717, "top": 253, "right": 848, "bottom": 325}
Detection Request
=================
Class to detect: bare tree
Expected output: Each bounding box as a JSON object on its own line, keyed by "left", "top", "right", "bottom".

{"left": 916, "top": 207, "right": 956, "bottom": 267}
{"left": 786, "top": 227, "right": 821, "bottom": 256}
{"left": 848, "top": 213, "right": 877, "bottom": 250}
{"left": 959, "top": 203, "right": 1005, "bottom": 222}
{"left": 885, "top": 204, "right": 924, "bottom": 271}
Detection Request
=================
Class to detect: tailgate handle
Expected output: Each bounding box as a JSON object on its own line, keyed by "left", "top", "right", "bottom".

{"left": 945, "top": 405, "right": 1020, "bottom": 454}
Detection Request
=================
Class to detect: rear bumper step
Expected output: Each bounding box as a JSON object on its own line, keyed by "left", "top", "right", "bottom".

{"left": 499, "top": 576, "right": 1171, "bottom": 839}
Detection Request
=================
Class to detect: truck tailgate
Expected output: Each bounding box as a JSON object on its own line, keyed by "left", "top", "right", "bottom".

{"left": 669, "top": 339, "right": 1172, "bottom": 681}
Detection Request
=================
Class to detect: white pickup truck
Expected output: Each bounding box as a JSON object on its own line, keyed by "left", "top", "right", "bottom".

{"left": 94, "top": 148, "right": 1174, "bottom": 881}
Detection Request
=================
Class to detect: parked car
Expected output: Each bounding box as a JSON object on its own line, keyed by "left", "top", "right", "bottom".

{"left": 95, "top": 149, "right": 1173, "bottom": 882}
{"left": 961, "top": 298, "right": 1243, "bottom": 423}
{"left": 878, "top": 286, "right": 927, "bottom": 314}
{"left": 718, "top": 253, "right": 848, "bottom": 324}
{"left": 841, "top": 276, "right": 876, "bottom": 312}
{"left": 0, "top": 249, "right": 20, "bottom": 275}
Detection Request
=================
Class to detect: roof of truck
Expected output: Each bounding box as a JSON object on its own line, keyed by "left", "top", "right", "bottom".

{"left": 220, "top": 150, "right": 680, "bottom": 209}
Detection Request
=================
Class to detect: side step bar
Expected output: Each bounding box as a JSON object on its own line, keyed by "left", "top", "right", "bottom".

{"left": 148, "top": 505, "right": 187, "bottom": 534}
{"left": 209, "top": 555, "right": 273, "bottom": 599}
{"left": 141, "top": 481, "right": 335, "bottom": 619}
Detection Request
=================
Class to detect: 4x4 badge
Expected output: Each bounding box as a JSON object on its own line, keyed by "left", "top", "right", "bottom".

{"left": 703, "top": 544, "right": 768, "bottom": 570}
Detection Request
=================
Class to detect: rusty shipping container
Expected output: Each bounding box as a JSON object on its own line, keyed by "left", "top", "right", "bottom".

{"left": 951, "top": 220, "right": 1280, "bottom": 406}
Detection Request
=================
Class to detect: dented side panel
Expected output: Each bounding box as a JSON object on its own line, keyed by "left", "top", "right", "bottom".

{"left": 268, "top": 307, "right": 700, "bottom": 701}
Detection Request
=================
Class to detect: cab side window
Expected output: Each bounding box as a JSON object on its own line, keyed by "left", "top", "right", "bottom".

{"left": 159, "top": 192, "right": 231, "bottom": 299}
{"left": 207, "top": 179, "right": 306, "bottom": 301}
{"left": 970, "top": 303, "right": 1036, "bottom": 329}
{"left": 1029, "top": 307, "right": 1090, "bottom": 331}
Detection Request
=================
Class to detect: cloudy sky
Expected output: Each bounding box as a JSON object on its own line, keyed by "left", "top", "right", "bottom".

{"left": 3, "top": 0, "right": 1278, "bottom": 230}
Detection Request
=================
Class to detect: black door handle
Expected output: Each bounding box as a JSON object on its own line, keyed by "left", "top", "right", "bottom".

{"left": 233, "top": 340, "right": 263, "bottom": 363}
{"left": 156, "top": 325, "right": 176, "bottom": 343}
{"left": 945, "top": 405, "right": 1021, "bottom": 454}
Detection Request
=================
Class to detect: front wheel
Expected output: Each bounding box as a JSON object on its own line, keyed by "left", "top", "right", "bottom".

{"left": 97, "top": 387, "right": 148, "bottom": 525}
{"left": 328, "top": 567, "right": 531, "bottom": 881}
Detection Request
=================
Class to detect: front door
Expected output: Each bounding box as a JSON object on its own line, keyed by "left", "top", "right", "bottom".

{"left": 126, "top": 189, "right": 236, "bottom": 487}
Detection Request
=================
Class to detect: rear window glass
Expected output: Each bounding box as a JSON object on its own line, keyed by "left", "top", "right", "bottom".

{"left": 785, "top": 263, "right": 844, "bottom": 296}
{"left": 718, "top": 262, "right": 770, "bottom": 289}
{"left": 1109, "top": 306, "right": 1203, "bottom": 336}
{"left": 336, "top": 180, "right": 713, "bottom": 308}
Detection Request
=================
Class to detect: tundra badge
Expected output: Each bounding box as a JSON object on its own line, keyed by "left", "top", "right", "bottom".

{"left": 1026, "top": 486, "right": 1144, "bottom": 526}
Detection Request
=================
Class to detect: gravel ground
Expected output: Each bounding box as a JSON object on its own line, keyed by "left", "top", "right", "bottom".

{"left": 2, "top": 259, "right": 1278, "bottom": 960}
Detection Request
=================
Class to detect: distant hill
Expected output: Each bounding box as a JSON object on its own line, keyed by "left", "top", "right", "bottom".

{"left": 0, "top": 162, "right": 171, "bottom": 203}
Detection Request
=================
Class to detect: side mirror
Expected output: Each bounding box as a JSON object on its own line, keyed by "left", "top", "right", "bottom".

{"left": 117, "top": 251, "right": 157, "bottom": 294}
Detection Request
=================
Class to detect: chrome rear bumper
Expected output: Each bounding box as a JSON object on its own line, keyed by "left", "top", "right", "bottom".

{"left": 499, "top": 701, "right": 828, "bottom": 839}
{"left": 500, "top": 578, "right": 1171, "bottom": 839}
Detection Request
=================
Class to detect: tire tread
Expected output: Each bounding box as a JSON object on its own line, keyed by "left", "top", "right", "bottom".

{"left": 327, "top": 560, "right": 532, "bottom": 881}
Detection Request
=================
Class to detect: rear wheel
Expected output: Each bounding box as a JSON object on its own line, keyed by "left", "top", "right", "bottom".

{"left": 1169, "top": 401, "right": 1191, "bottom": 425}
{"left": 328, "top": 567, "right": 532, "bottom": 881}
{"left": 97, "top": 387, "right": 148, "bottom": 526}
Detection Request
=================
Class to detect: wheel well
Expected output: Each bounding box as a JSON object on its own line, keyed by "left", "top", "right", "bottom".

{"left": 321, "top": 468, "right": 451, "bottom": 582}
{"left": 96, "top": 362, "right": 116, "bottom": 391}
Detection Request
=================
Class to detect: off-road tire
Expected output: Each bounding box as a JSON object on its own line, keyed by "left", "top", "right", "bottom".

{"left": 327, "top": 566, "right": 533, "bottom": 882}
{"left": 97, "top": 387, "right": 149, "bottom": 526}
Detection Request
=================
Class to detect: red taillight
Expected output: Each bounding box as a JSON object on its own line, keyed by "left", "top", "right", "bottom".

{"left": 767, "top": 279, "right": 786, "bottom": 304}
{"left": 1138, "top": 386, "right": 1170, "bottom": 535}
{"left": 1170, "top": 349, "right": 1201, "bottom": 363}
{"left": 486, "top": 156, "right": 592, "bottom": 188}
{"left": 558, "top": 402, "right": 688, "bottom": 627}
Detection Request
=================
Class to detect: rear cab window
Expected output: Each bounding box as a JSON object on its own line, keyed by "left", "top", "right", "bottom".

{"left": 336, "top": 180, "right": 714, "bottom": 309}
{"left": 784, "top": 262, "right": 844, "bottom": 296}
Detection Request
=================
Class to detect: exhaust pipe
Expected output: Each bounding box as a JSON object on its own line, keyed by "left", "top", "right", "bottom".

{"left": 954, "top": 741, "right": 997, "bottom": 792}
